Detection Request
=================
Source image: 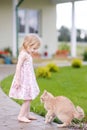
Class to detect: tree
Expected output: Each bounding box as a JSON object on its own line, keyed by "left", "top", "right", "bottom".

{"left": 77, "top": 29, "right": 82, "bottom": 41}
{"left": 58, "top": 26, "right": 70, "bottom": 41}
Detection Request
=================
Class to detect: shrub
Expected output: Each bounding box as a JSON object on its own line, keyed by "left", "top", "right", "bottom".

{"left": 4, "top": 47, "right": 12, "bottom": 56}
{"left": 71, "top": 59, "right": 82, "bottom": 68}
{"left": 83, "top": 50, "right": 87, "bottom": 61}
{"left": 59, "top": 42, "right": 70, "bottom": 52}
{"left": 36, "top": 66, "right": 51, "bottom": 78}
{"left": 46, "top": 62, "right": 59, "bottom": 72}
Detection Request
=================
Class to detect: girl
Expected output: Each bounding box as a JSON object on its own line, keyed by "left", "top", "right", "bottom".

{"left": 9, "top": 34, "right": 41, "bottom": 123}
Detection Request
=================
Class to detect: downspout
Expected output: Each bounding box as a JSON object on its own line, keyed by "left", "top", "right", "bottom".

{"left": 16, "top": 0, "right": 24, "bottom": 56}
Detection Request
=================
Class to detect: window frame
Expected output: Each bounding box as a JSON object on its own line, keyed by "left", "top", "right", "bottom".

{"left": 18, "top": 8, "right": 42, "bottom": 36}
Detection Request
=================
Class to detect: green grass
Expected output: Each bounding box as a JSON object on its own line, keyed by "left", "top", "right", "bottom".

{"left": 0, "top": 66, "right": 87, "bottom": 122}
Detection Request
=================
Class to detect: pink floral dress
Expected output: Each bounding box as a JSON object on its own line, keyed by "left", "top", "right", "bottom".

{"left": 9, "top": 51, "right": 40, "bottom": 100}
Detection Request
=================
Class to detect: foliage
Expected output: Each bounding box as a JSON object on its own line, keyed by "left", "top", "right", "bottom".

{"left": 58, "top": 26, "right": 70, "bottom": 42}
{"left": 36, "top": 62, "right": 59, "bottom": 78}
{"left": 36, "top": 66, "right": 51, "bottom": 78}
{"left": 59, "top": 42, "right": 70, "bottom": 51}
{"left": 83, "top": 49, "right": 87, "bottom": 61}
{"left": 71, "top": 58, "right": 82, "bottom": 68}
{"left": 4, "top": 47, "right": 12, "bottom": 56}
{"left": 58, "top": 26, "right": 87, "bottom": 42}
{"left": 46, "top": 62, "right": 59, "bottom": 72}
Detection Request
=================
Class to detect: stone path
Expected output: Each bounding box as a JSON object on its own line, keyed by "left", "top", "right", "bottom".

{"left": 0, "top": 65, "right": 69, "bottom": 130}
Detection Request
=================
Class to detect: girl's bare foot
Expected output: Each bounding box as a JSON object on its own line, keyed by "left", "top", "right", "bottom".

{"left": 18, "top": 116, "right": 31, "bottom": 123}
{"left": 28, "top": 115, "right": 37, "bottom": 120}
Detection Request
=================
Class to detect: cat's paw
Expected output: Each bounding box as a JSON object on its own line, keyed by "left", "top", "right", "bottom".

{"left": 57, "top": 123, "right": 67, "bottom": 128}
{"left": 45, "top": 120, "right": 48, "bottom": 124}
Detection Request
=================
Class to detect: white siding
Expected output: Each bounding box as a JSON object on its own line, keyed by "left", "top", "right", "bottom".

{"left": 0, "top": 0, "right": 57, "bottom": 56}
{"left": 0, "top": 0, "right": 13, "bottom": 50}
{"left": 42, "top": 5, "right": 57, "bottom": 55}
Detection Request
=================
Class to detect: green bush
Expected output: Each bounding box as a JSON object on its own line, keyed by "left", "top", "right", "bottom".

{"left": 59, "top": 42, "right": 70, "bottom": 51}
{"left": 4, "top": 47, "right": 12, "bottom": 56}
{"left": 83, "top": 50, "right": 87, "bottom": 61}
{"left": 46, "top": 62, "right": 59, "bottom": 72}
{"left": 71, "top": 59, "right": 82, "bottom": 68}
{"left": 36, "top": 66, "right": 51, "bottom": 78}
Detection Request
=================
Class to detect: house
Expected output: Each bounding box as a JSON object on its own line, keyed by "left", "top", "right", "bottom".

{"left": 0, "top": 0, "right": 85, "bottom": 57}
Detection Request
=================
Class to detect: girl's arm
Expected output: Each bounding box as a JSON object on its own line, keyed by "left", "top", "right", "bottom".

{"left": 15, "top": 53, "right": 26, "bottom": 85}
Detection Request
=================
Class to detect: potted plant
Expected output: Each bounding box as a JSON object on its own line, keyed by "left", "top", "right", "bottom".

{"left": 55, "top": 43, "right": 70, "bottom": 57}
{"left": 43, "top": 45, "right": 48, "bottom": 57}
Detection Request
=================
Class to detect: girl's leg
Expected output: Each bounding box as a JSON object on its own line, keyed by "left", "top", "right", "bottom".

{"left": 18, "top": 100, "right": 31, "bottom": 123}
{"left": 25, "top": 100, "right": 37, "bottom": 120}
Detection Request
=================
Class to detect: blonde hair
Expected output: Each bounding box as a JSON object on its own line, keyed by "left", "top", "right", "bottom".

{"left": 21, "top": 34, "right": 41, "bottom": 51}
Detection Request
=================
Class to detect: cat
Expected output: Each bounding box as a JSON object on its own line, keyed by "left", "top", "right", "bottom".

{"left": 40, "top": 90, "right": 84, "bottom": 128}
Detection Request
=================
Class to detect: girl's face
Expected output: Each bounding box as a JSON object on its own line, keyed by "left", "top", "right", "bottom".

{"left": 26, "top": 44, "right": 39, "bottom": 54}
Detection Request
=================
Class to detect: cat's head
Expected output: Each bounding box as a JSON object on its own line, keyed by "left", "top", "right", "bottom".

{"left": 40, "top": 90, "right": 54, "bottom": 103}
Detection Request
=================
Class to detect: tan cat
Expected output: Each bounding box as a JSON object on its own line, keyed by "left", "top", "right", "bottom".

{"left": 40, "top": 90, "right": 84, "bottom": 128}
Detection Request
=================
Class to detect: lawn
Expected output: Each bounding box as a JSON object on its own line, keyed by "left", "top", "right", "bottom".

{"left": 0, "top": 65, "right": 87, "bottom": 122}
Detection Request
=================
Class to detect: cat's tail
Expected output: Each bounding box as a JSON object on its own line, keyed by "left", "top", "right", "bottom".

{"left": 74, "top": 106, "right": 85, "bottom": 120}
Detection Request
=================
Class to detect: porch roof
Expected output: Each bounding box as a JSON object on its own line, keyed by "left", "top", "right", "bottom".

{"left": 51, "top": 0, "right": 84, "bottom": 4}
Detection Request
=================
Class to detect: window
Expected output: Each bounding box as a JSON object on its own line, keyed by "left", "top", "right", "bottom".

{"left": 18, "top": 10, "right": 25, "bottom": 33}
{"left": 18, "top": 9, "right": 41, "bottom": 35}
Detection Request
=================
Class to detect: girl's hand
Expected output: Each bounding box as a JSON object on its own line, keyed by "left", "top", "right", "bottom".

{"left": 14, "top": 80, "right": 21, "bottom": 89}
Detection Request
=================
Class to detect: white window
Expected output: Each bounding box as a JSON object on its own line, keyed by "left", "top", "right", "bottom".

{"left": 18, "top": 9, "right": 41, "bottom": 35}
{"left": 18, "top": 9, "right": 25, "bottom": 33}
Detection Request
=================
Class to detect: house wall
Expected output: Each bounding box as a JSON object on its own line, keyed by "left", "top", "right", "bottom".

{"left": 0, "top": 0, "right": 57, "bottom": 57}
{"left": 19, "top": 0, "right": 57, "bottom": 56}
{"left": 0, "top": 0, "right": 13, "bottom": 50}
